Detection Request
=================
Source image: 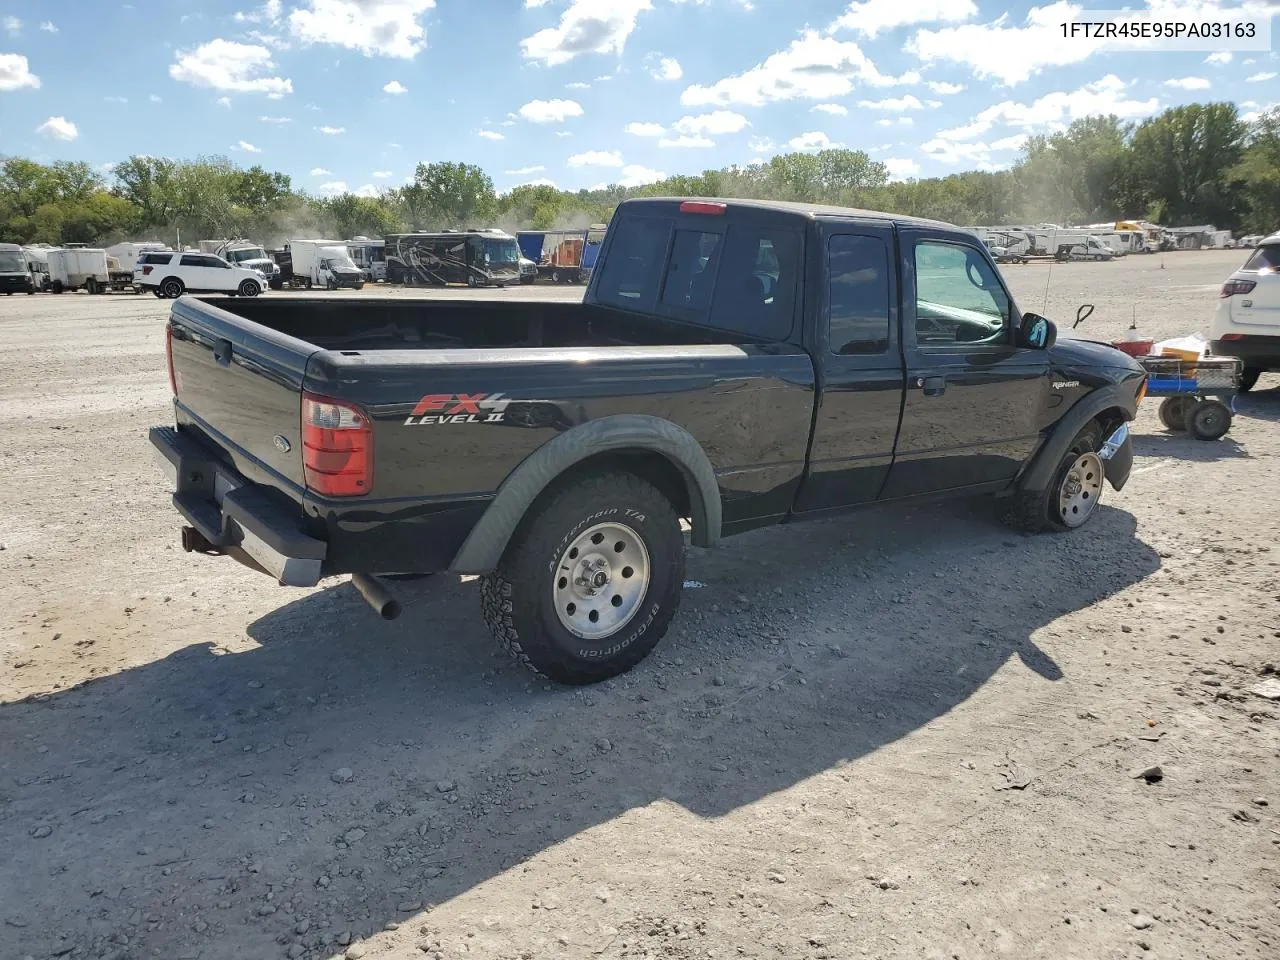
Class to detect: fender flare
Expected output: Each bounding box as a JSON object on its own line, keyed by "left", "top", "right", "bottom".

{"left": 1017, "top": 381, "right": 1138, "bottom": 493}
{"left": 449, "top": 414, "right": 722, "bottom": 574}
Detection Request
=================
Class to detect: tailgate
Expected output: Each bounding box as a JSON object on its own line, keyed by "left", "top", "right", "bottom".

{"left": 167, "top": 296, "right": 314, "bottom": 496}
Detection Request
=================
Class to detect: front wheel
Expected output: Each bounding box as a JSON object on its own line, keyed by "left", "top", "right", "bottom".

{"left": 1008, "top": 423, "right": 1104, "bottom": 533}
{"left": 481, "top": 470, "right": 686, "bottom": 685}
{"left": 238, "top": 280, "right": 261, "bottom": 297}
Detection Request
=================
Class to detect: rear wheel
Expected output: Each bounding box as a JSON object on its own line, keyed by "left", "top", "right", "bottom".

{"left": 481, "top": 470, "right": 686, "bottom": 685}
{"left": 86, "top": 278, "right": 99, "bottom": 295}
{"left": 1158, "top": 396, "right": 1190, "bottom": 431}
{"left": 1185, "top": 399, "right": 1232, "bottom": 440}
{"left": 1238, "top": 367, "right": 1261, "bottom": 393}
{"left": 238, "top": 279, "right": 261, "bottom": 297}
{"left": 161, "top": 278, "right": 184, "bottom": 299}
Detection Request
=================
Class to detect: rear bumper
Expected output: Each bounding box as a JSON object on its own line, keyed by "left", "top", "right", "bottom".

{"left": 1209, "top": 336, "right": 1280, "bottom": 368}
{"left": 150, "top": 425, "right": 326, "bottom": 587}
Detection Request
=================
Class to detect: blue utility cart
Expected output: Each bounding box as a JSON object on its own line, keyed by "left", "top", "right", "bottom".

{"left": 1142, "top": 355, "right": 1242, "bottom": 440}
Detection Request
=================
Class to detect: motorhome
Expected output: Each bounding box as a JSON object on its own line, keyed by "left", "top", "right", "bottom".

{"left": 0, "top": 243, "right": 33, "bottom": 294}
{"left": 346, "top": 237, "right": 387, "bottom": 282}
{"left": 386, "top": 229, "right": 522, "bottom": 287}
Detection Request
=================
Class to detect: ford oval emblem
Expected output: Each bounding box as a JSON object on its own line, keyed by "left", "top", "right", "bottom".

{"left": 273, "top": 435, "right": 291, "bottom": 453}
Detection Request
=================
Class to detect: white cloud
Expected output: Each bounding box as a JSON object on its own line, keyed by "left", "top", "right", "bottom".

{"left": 648, "top": 55, "right": 682, "bottom": 81}
{"left": 565, "top": 80, "right": 591, "bottom": 90}
{"left": 234, "top": 0, "right": 283, "bottom": 23}
{"left": 932, "top": 75, "right": 1158, "bottom": 143}
{"left": 3, "top": 16, "right": 19, "bottom": 35}
{"left": 747, "top": 135, "right": 775, "bottom": 152}
{"left": 105, "top": 95, "right": 128, "bottom": 103}
{"left": 875, "top": 117, "right": 914, "bottom": 126}
{"left": 674, "top": 110, "right": 748, "bottom": 135}
{"left": 40, "top": 20, "right": 58, "bottom": 33}
{"left": 812, "top": 103, "right": 848, "bottom": 115}
{"left": 518, "top": 98, "right": 584, "bottom": 123}
{"left": 858, "top": 94, "right": 925, "bottom": 110}
{"left": 233, "top": 140, "right": 262, "bottom": 153}
{"left": 789, "top": 130, "right": 839, "bottom": 151}
{"left": 311, "top": 167, "right": 332, "bottom": 175}
{"left": 927, "top": 80, "right": 965, "bottom": 94}
{"left": 556, "top": 130, "right": 573, "bottom": 137}
{"left": 505, "top": 165, "right": 546, "bottom": 175}
{"left": 1163, "top": 76, "right": 1210, "bottom": 90}
{"left": 681, "top": 31, "right": 909, "bottom": 107}
{"left": 373, "top": 170, "right": 393, "bottom": 178}
{"left": 217, "top": 96, "right": 232, "bottom": 107}
{"left": 1205, "top": 51, "right": 1232, "bottom": 65}
{"left": 353, "top": 184, "right": 378, "bottom": 197}
{"left": 568, "top": 150, "right": 624, "bottom": 167}
{"left": 626, "top": 121, "right": 666, "bottom": 137}
{"left": 36, "top": 116, "right": 77, "bottom": 141}
{"left": 477, "top": 129, "right": 505, "bottom": 140}
{"left": 1241, "top": 101, "right": 1278, "bottom": 124}
{"left": 827, "top": 0, "right": 976, "bottom": 38}
{"left": 521, "top": 0, "right": 653, "bottom": 66}
{"left": 149, "top": 94, "right": 162, "bottom": 103}
{"left": 618, "top": 164, "right": 664, "bottom": 187}
{"left": 514, "top": 177, "right": 559, "bottom": 188}
{"left": 260, "top": 115, "right": 291, "bottom": 123}
{"left": 316, "top": 125, "right": 345, "bottom": 134}
{"left": 383, "top": 80, "right": 408, "bottom": 94}
{"left": 169, "top": 40, "right": 292, "bottom": 96}
{"left": 883, "top": 157, "right": 920, "bottom": 179}
{"left": 658, "top": 134, "right": 715, "bottom": 148}
{"left": 1247, "top": 71, "right": 1278, "bottom": 83}
{"left": 318, "top": 180, "right": 348, "bottom": 195}
{"left": 289, "top": 0, "right": 434, "bottom": 59}
{"left": 990, "top": 133, "right": 1028, "bottom": 151}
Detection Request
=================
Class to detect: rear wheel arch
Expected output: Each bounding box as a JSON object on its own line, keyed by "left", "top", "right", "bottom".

{"left": 450, "top": 415, "right": 721, "bottom": 574}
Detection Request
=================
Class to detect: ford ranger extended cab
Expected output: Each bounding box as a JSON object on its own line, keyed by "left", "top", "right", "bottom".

{"left": 150, "top": 198, "right": 1145, "bottom": 684}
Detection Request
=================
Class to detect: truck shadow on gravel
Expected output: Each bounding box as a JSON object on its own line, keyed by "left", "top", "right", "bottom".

{"left": 0, "top": 500, "right": 1159, "bottom": 958}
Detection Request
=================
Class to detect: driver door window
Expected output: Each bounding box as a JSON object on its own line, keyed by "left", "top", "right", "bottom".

{"left": 913, "top": 241, "right": 1010, "bottom": 346}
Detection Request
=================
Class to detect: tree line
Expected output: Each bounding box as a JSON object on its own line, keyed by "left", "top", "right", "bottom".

{"left": 2, "top": 101, "right": 1277, "bottom": 249}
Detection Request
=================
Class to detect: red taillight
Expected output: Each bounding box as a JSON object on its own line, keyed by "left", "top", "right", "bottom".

{"left": 1220, "top": 278, "right": 1256, "bottom": 298}
{"left": 1220, "top": 333, "right": 1245, "bottom": 341}
{"left": 165, "top": 324, "right": 177, "bottom": 396}
{"left": 679, "top": 200, "right": 726, "bottom": 215}
{"left": 142, "top": 265, "right": 154, "bottom": 276}
{"left": 302, "top": 392, "right": 373, "bottom": 497}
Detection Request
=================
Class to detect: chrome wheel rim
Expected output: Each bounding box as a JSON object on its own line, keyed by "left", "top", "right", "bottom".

{"left": 1059, "top": 451, "right": 1103, "bottom": 528}
{"left": 553, "top": 521, "right": 650, "bottom": 640}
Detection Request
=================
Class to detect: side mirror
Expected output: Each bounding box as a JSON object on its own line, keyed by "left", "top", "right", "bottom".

{"left": 1018, "top": 312, "right": 1057, "bottom": 350}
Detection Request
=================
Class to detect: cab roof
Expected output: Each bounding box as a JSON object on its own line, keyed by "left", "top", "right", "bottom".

{"left": 617, "top": 196, "right": 962, "bottom": 233}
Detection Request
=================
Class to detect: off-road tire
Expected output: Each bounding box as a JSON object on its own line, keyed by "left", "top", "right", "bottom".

{"left": 481, "top": 470, "right": 686, "bottom": 685}
{"left": 1007, "top": 422, "right": 1102, "bottom": 533}
{"left": 1238, "top": 367, "right": 1261, "bottom": 393}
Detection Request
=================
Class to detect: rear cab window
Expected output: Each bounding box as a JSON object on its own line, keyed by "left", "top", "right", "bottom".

{"left": 139, "top": 252, "right": 173, "bottom": 266}
{"left": 595, "top": 206, "right": 800, "bottom": 341}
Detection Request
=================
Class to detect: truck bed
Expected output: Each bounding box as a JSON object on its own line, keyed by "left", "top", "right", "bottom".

{"left": 199, "top": 297, "right": 740, "bottom": 351}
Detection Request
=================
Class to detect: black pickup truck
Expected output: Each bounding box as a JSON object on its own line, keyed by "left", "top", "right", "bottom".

{"left": 151, "top": 197, "right": 1145, "bottom": 684}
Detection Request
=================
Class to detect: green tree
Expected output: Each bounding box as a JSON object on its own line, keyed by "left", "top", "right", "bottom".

{"left": 411, "top": 161, "right": 496, "bottom": 227}
{"left": 1129, "top": 102, "right": 1247, "bottom": 227}
{"left": 1232, "top": 107, "right": 1280, "bottom": 234}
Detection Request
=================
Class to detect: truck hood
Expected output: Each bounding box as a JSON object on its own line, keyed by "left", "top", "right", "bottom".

{"left": 1049, "top": 336, "right": 1144, "bottom": 386}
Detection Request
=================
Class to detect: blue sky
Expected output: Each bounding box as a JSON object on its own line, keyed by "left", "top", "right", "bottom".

{"left": 1, "top": 0, "right": 1277, "bottom": 195}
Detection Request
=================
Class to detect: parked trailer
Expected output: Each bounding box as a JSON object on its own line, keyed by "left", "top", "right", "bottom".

{"left": 106, "top": 241, "right": 168, "bottom": 274}
{"left": 0, "top": 243, "right": 35, "bottom": 294}
{"left": 386, "top": 229, "right": 521, "bottom": 287}
{"left": 47, "top": 247, "right": 112, "bottom": 294}
{"left": 516, "top": 227, "right": 606, "bottom": 283}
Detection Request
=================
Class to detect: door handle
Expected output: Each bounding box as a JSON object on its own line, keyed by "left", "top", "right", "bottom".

{"left": 214, "top": 338, "right": 232, "bottom": 366}
{"left": 917, "top": 376, "right": 946, "bottom": 397}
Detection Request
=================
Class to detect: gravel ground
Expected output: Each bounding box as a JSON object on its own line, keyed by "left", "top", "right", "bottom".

{"left": 1, "top": 250, "right": 1278, "bottom": 960}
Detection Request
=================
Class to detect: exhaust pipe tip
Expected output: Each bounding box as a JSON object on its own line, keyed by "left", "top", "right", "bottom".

{"left": 350, "top": 574, "right": 402, "bottom": 621}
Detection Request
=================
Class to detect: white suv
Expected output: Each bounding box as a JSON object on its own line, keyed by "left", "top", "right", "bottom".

{"left": 135, "top": 251, "right": 267, "bottom": 299}
{"left": 1210, "top": 233, "right": 1280, "bottom": 392}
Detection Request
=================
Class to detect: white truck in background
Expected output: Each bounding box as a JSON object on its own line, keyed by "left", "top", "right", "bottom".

{"left": 0, "top": 242, "right": 34, "bottom": 294}
{"left": 47, "top": 247, "right": 112, "bottom": 294}
{"left": 106, "top": 241, "right": 169, "bottom": 274}
{"left": 199, "top": 239, "right": 280, "bottom": 284}
{"left": 288, "top": 239, "right": 365, "bottom": 290}
{"left": 22, "top": 246, "right": 51, "bottom": 291}
{"left": 346, "top": 237, "right": 386, "bottom": 282}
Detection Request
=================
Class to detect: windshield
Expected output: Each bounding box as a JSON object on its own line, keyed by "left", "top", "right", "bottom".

{"left": 323, "top": 256, "right": 358, "bottom": 271}
{"left": 0, "top": 252, "right": 25, "bottom": 272}
{"left": 483, "top": 238, "right": 520, "bottom": 265}
{"left": 227, "top": 247, "right": 268, "bottom": 263}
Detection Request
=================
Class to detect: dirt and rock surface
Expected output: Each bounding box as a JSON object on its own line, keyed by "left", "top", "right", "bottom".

{"left": 1, "top": 250, "right": 1278, "bottom": 960}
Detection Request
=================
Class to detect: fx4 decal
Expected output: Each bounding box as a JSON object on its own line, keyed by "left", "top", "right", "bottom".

{"left": 404, "top": 393, "right": 512, "bottom": 425}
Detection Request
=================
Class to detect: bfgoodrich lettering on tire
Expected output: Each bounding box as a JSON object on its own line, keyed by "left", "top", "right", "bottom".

{"left": 481, "top": 470, "right": 686, "bottom": 685}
